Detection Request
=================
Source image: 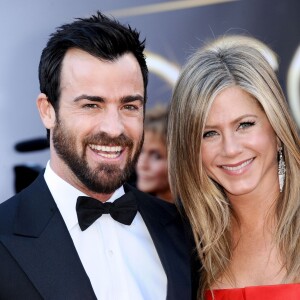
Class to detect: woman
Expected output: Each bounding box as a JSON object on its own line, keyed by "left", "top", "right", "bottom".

{"left": 136, "top": 105, "right": 173, "bottom": 203}
{"left": 167, "top": 36, "right": 300, "bottom": 299}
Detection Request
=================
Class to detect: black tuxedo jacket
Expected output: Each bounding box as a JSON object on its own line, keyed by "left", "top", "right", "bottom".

{"left": 0, "top": 174, "right": 198, "bottom": 299}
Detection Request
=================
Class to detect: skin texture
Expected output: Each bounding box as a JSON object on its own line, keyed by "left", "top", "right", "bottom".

{"left": 37, "top": 49, "right": 144, "bottom": 202}
{"left": 136, "top": 131, "right": 172, "bottom": 202}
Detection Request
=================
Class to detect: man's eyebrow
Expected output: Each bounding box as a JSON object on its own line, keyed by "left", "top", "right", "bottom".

{"left": 73, "top": 94, "right": 144, "bottom": 104}
{"left": 120, "top": 95, "right": 144, "bottom": 104}
{"left": 73, "top": 95, "right": 104, "bottom": 102}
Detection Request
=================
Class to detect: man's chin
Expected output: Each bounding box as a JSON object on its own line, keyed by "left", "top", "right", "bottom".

{"left": 86, "top": 180, "right": 125, "bottom": 194}
{"left": 89, "top": 160, "right": 125, "bottom": 173}
{"left": 81, "top": 170, "right": 128, "bottom": 194}
{"left": 78, "top": 155, "right": 137, "bottom": 193}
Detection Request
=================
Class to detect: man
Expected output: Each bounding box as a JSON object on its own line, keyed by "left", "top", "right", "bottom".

{"left": 0, "top": 12, "right": 196, "bottom": 299}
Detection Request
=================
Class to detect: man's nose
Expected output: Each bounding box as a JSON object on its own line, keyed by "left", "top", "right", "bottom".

{"left": 99, "top": 108, "right": 124, "bottom": 137}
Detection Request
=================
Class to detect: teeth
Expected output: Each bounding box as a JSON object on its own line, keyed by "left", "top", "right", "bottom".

{"left": 99, "top": 152, "right": 119, "bottom": 159}
{"left": 89, "top": 144, "right": 122, "bottom": 153}
{"left": 222, "top": 159, "right": 252, "bottom": 171}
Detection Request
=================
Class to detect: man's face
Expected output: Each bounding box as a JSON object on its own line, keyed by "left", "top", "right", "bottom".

{"left": 50, "top": 49, "right": 144, "bottom": 197}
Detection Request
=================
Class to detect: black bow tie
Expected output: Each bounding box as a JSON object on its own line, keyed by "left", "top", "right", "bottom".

{"left": 76, "top": 191, "right": 138, "bottom": 231}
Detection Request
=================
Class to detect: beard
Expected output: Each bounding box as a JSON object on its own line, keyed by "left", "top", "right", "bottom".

{"left": 52, "top": 119, "right": 143, "bottom": 194}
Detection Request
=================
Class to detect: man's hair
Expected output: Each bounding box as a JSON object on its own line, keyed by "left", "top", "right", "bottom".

{"left": 39, "top": 11, "right": 148, "bottom": 112}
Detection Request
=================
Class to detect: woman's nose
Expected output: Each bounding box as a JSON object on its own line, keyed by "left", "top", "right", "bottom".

{"left": 221, "top": 133, "right": 242, "bottom": 157}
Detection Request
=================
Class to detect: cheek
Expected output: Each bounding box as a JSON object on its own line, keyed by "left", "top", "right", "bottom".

{"left": 153, "top": 161, "right": 168, "bottom": 177}
{"left": 246, "top": 132, "right": 277, "bottom": 156}
{"left": 60, "top": 118, "right": 93, "bottom": 153}
{"left": 63, "top": 115, "right": 90, "bottom": 135}
{"left": 126, "top": 118, "right": 143, "bottom": 138}
{"left": 201, "top": 144, "right": 215, "bottom": 170}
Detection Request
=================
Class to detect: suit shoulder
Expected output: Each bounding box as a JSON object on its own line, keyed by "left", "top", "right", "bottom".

{"left": 0, "top": 193, "right": 21, "bottom": 232}
{"left": 126, "top": 183, "right": 177, "bottom": 210}
{"left": 0, "top": 174, "right": 45, "bottom": 231}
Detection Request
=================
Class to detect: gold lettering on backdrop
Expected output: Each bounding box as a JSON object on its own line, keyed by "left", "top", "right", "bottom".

{"left": 107, "top": 0, "right": 238, "bottom": 17}
{"left": 145, "top": 51, "right": 180, "bottom": 87}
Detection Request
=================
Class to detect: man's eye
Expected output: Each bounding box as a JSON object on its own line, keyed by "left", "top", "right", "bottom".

{"left": 83, "top": 104, "right": 99, "bottom": 109}
{"left": 123, "top": 104, "right": 139, "bottom": 111}
{"left": 239, "top": 121, "right": 255, "bottom": 129}
{"left": 203, "top": 131, "right": 217, "bottom": 138}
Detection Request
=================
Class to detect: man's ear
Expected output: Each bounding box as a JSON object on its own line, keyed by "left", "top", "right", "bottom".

{"left": 36, "top": 93, "right": 56, "bottom": 129}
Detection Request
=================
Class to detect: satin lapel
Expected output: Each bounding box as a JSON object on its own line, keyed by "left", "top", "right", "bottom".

{"left": 125, "top": 184, "right": 192, "bottom": 300}
{"left": 0, "top": 174, "right": 97, "bottom": 299}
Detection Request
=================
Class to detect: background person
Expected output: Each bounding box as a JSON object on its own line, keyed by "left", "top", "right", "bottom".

{"left": 168, "top": 36, "right": 300, "bottom": 299}
{"left": 0, "top": 11, "right": 195, "bottom": 299}
{"left": 136, "top": 105, "right": 173, "bottom": 203}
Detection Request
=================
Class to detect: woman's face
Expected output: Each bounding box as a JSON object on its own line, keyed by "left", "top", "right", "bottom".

{"left": 201, "top": 86, "right": 279, "bottom": 200}
{"left": 136, "top": 131, "right": 171, "bottom": 200}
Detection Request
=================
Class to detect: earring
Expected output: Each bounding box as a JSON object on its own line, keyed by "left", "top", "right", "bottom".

{"left": 278, "top": 147, "right": 286, "bottom": 193}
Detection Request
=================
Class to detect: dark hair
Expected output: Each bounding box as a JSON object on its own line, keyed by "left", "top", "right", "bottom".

{"left": 39, "top": 11, "right": 148, "bottom": 112}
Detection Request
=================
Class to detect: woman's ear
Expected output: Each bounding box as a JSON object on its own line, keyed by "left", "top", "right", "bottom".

{"left": 276, "top": 136, "right": 282, "bottom": 151}
{"left": 36, "top": 93, "right": 56, "bottom": 129}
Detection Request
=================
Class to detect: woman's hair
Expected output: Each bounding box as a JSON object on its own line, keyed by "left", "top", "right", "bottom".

{"left": 167, "top": 35, "right": 300, "bottom": 298}
{"left": 144, "top": 104, "right": 168, "bottom": 142}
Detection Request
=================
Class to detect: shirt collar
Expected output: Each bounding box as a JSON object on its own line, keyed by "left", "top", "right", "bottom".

{"left": 44, "top": 161, "right": 125, "bottom": 231}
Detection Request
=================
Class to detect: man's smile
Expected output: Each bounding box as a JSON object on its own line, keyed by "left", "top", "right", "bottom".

{"left": 89, "top": 144, "right": 123, "bottom": 159}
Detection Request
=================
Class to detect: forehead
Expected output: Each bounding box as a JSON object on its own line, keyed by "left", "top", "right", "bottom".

{"left": 207, "top": 86, "right": 264, "bottom": 120}
{"left": 144, "top": 130, "right": 166, "bottom": 145}
{"left": 60, "top": 48, "right": 144, "bottom": 98}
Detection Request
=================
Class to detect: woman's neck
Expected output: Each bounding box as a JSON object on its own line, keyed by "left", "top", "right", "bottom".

{"left": 228, "top": 188, "right": 279, "bottom": 231}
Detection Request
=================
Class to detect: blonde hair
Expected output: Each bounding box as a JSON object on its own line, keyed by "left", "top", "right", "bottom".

{"left": 167, "top": 36, "right": 300, "bottom": 299}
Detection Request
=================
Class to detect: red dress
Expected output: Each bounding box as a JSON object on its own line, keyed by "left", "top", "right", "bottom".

{"left": 205, "top": 284, "right": 300, "bottom": 300}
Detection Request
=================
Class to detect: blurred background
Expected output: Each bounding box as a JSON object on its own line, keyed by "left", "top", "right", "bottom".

{"left": 1, "top": 0, "right": 299, "bottom": 201}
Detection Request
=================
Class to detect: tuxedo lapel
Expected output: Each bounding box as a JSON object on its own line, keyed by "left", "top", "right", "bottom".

{"left": 125, "top": 184, "right": 192, "bottom": 300}
{"left": 1, "top": 178, "right": 193, "bottom": 299}
{"left": 0, "top": 174, "right": 96, "bottom": 299}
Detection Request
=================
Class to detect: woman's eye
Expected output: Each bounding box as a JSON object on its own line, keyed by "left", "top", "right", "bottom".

{"left": 153, "top": 153, "right": 162, "bottom": 160}
{"left": 239, "top": 121, "right": 255, "bottom": 129}
{"left": 149, "top": 150, "right": 163, "bottom": 160}
{"left": 203, "top": 131, "right": 217, "bottom": 138}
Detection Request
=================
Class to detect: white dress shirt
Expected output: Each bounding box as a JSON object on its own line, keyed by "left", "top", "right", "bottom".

{"left": 44, "top": 162, "right": 167, "bottom": 300}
